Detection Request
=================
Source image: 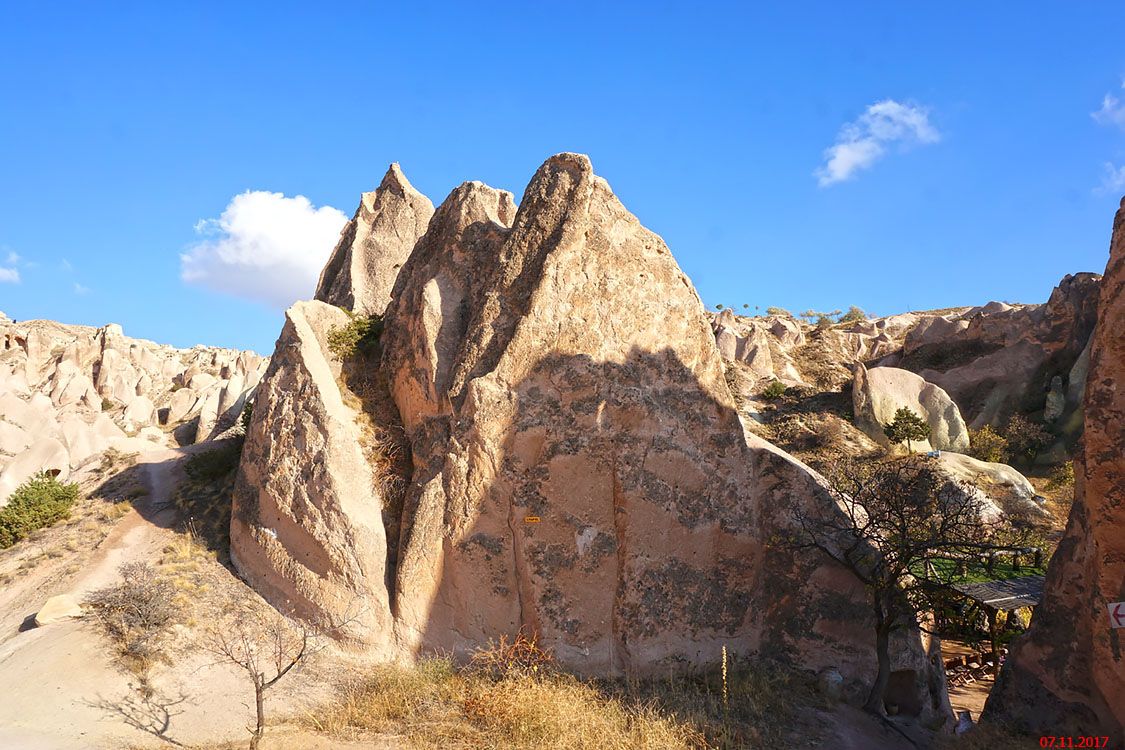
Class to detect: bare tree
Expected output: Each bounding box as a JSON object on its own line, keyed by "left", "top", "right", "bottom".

{"left": 204, "top": 602, "right": 322, "bottom": 750}
{"left": 790, "top": 454, "right": 1011, "bottom": 715}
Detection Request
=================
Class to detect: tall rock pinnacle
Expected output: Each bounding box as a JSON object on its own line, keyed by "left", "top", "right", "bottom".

{"left": 314, "top": 163, "right": 435, "bottom": 317}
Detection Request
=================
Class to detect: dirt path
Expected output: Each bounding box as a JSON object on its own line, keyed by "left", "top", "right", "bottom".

{"left": 0, "top": 447, "right": 281, "bottom": 749}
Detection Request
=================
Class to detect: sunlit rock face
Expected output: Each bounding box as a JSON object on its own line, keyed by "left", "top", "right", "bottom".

{"left": 233, "top": 154, "right": 948, "bottom": 724}
{"left": 851, "top": 363, "right": 969, "bottom": 453}
{"left": 315, "top": 163, "right": 435, "bottom": 318}
{"left": 984, "top": 199, "right": 1125, "bottom": 743}
{"left": 231, "top": 300, "right": 394, "bottom": 648}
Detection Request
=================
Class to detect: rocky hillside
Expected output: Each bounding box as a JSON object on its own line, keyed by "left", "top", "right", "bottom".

{"left": 712, "top": 272, "right": 1099, "bottom": 462}
{"left": 0, "top": 314, "right": 266, "bottom": 503}
{"left": 231, "top": 154, "right": 951, "bottom": 725}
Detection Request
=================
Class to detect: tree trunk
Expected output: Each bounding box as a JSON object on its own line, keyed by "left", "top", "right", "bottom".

{"left": 865, "top": 620, "right": 892, "bottom": 715}
{"left": 988, "top": 609, "right": 1000, "bottom": 676}
{"left": 249, "top": 676, "right": 265, "bottom": 750}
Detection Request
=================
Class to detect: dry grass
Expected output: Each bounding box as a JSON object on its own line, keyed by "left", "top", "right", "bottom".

{"left": 306, "top": 659, "right": 706, "bottom": 750}
{"left": 1027, "top": 475, "right": 1074, "bottom": 533}
{"left": 305, "top": 639, "right": 818, "bottom": 750}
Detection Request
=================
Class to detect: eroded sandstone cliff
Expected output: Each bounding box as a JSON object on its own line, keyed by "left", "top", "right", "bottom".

{"left": 984, "top": 199, "right": 1125, "bottom": 742}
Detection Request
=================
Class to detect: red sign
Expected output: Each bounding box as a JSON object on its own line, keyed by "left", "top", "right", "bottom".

{"left": 1110, "top": 602, "right": 1125, "bottom": 629}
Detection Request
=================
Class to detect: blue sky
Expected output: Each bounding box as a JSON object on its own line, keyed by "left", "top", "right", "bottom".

{"left": 2, "top": 3, "right": 1124, "bottom": 354}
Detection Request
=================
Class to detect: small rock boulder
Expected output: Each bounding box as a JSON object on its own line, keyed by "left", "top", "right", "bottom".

{"left": 34, "top": 594, "right": 83, "bottom": 626}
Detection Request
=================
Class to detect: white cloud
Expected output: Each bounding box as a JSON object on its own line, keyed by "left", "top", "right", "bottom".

{"left": 815, "top": 99, "right": 940, "bottom": 187}
{"left": 73, "top": 282, "right": 90, "bottom": 295}
{"left": 181, "top": 190, "right": 347, "bottom": 308}
{"left": 1092, "top": 82, "right": 1125, "bottom": 129}
{"left": 5, "top": 251, "right": 20, "bottom": 265}
{"left": 0, "top": 267, "right": 19, "bottom": 284}
{"left": 1097, "top": 162, "right": 1125, "bottom": 194}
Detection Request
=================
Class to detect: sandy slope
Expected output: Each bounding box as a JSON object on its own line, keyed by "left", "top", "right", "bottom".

{"left": 0, "top": 448, "right": 346, "bottom": 749}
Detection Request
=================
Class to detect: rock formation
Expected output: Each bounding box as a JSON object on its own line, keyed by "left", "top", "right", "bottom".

{"left": 852, "top": 363, "right": 970, "bottom": 453}
{"left": 315, "top": 164, "right": 435, "bottom": 317}
{"left": 0, "top": 316, "right": 266, "bottom": 503}
{"left": 231, "top": 301, "right": 394, "bottom": 646}
{"left": 933, "top": 452, "right": 1048, "bottom": 521}
{"left": 984, "top": 199, "right": 1125, "bottom": 742}
{"left": 234, "top": 154, "right": 949, "bottom": 721}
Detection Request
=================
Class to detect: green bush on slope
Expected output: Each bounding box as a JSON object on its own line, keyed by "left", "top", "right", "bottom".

{"left": 0, "top": 472, "right": 80, "bottom": 548}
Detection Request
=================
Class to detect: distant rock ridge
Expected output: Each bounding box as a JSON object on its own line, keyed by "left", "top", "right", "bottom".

{"left": 0, "top": 317, "right": 266, "bottom": 503}
{"left": 711, "top": 280, "right": 1098, "bottom": 424}
{"left": 233, "top": 155, "right": 949, "bottom": 723}
{"left": 315, "top": 163, "right": 435, "bottom": 317}
{"left": 984, "top": 198, "right": 1125, "bottom": 742}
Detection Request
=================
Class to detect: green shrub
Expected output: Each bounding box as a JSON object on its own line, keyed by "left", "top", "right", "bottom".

{"left": 1048, "top": 461, "right": 1075, "bottom": 489}
{"left": 0, "top": 473, "right": 80, "bottom": 548}
{"left": 765, "top": 307, "right": 790, "bottom": 316}
{"left": 799, "top": 309, "right": 841, "bottom": 326}
{"left": 240, "top": 400, "right": 254, "bottom": 432}
{"left": 327, "top": 310, "right": 384, "bottom": 359}
{"left": 837, "top": 306, "right": 866, "bottom": 324}
{"left": 184, "top": 442, "right": 242, "bottom": 483}
{"left": 101, "top": 397, "right": 114, "bottom": 412}
{"left": 969, "top": 425, "right": 1008, "bottom": 463}
{"left": 761, "top": 380, "right": 787, "bottom": 400}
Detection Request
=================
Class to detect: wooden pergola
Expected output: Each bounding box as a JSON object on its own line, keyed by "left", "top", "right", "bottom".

{"left": 951, "top": 575, "right": 1045, "bottom": 671}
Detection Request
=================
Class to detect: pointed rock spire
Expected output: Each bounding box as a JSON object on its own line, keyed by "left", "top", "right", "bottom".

{"left": 315, "top": 163, "right": 434, "bottom": 317}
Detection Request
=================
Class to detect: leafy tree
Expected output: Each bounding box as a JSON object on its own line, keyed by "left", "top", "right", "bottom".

{"left": 715, "top": 304, "right": 724, "bottom": 310}
{"left": 1001, "top": 414, "right": 1050, "bottom": 464}
{"left": 790, "top": 456, "right": 1004, "bottom": 715}
{"left": 838, "top": 306, "right": 867, "bottom": 324}
{"left": 0, "top": 472, "right": 79, "bottom": 548}
{"left": 766, "top": 306, "right": 790, "bottom": 316}
{"left": 883, "top": 407, "right": 931, "bottom": 453}
{"left": 799, "top": 309, "right": 842, "bottom": 326}
{"left": 969, "top": 425, "right": 1008, "bottom": 463}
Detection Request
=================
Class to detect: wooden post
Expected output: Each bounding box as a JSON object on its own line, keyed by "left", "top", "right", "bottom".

{"left": 1012, "top": 552, "right": 1021, "bottom": 571}
{"left": 1034, "top": 548, "right": 1043, "bottom": 568}
{"left": 985, "top": 553, "right": 995, "bottom": 576}
{"left": 988, "top": 609, "right": 1001, "bottom": 676}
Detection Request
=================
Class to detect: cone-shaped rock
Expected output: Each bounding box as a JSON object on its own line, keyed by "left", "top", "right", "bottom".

{"left": 985, "top": 199, "right": 1125, "bottom": 742}
{"left": 315, "top": 164, "right": 434, "bottom": 316}
{"left": 231, "top": 300, "right": 394, "bottom": 646}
